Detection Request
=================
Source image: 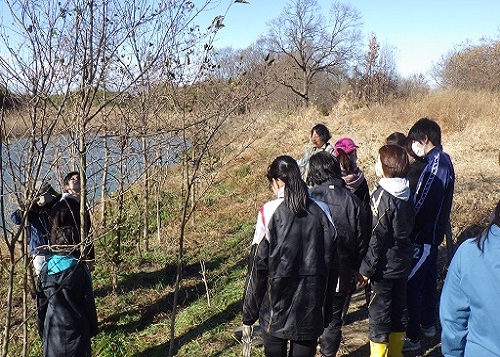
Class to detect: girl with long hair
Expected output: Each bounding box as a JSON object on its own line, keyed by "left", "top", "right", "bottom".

{"left": 242, "top": 156, "right": 337, "bottom": 357}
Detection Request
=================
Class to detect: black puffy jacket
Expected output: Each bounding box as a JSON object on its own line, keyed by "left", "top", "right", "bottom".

{"left": 37, "top": 255, "right": 98, "bottom": 357}
{"left": 242, "top": 197, "right": 337, "bottom": 341}
{"left": 309, "top": 178, "right": 369, "bottom": 294}
{"left": 359, "top": 184, "right": 415, "bottom": 280}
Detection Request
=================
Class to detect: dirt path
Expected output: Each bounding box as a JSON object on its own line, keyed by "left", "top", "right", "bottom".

{"left": 237, "top": 247, "right": 450, "bottom": 356}
{"left": 338, "top": 245, "right": 452, "bottom": 357}
{"left": 338, "top": 288, "right": 443, "bottom": 357}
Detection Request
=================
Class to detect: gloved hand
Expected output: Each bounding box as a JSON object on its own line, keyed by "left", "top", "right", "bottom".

{"left": 242, "top": 324, "right": 253, "bottom": 357}
{"left": 36, "top": 190, "right": 58, "bottom": 206}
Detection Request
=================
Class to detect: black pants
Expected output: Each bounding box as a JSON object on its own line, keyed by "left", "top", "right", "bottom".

{"left": 261, "top": 329, "right": 317, "bottom": 357}
{"left": 319, "top": 293, "right": 346, "bottom": 356}
{"left": 368, "top": 277, "right": 408, "bottom": 343}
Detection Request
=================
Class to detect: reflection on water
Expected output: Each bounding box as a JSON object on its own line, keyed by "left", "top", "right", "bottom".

{"left": 1, "top": 133, "right": 183, "bottom": 229}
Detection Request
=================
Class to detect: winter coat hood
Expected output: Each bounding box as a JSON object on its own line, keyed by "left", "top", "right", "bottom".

{"left": 378, "top": 177, "right": 410, "bottom": 201}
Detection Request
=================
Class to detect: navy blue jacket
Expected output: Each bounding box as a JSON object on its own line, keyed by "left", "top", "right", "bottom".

{"left": 412, "top": 146, "right": 455, "bottom": 245}
{"left": 11, "top": 206, "right": 54, "bottom": 256}
{"left": 37, "top": 255, "right": 98, "bottom": 357}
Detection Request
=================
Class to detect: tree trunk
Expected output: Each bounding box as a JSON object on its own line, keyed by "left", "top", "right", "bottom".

{"left": 79, "top": 129, "right": 89, "bottom": 262}
{"left": 101, "top": 134, "right": 110, "bottom": 226}
{"left": 302, "top": 71, "right": 310, "bottom": 106}
{"left": 1, "top": 249, "right": 16, "bottom": 357}
{"left": 168, "top": 217, "right": 186, "bottom": 357}
{"left": 156, "top": 184, "right": 161, "bottom": 245}
{"left": 22, "top": 241, "right": 28, "bottom": 357}
{"left": 142, "top": 137, "right": 150, "bottom": 252}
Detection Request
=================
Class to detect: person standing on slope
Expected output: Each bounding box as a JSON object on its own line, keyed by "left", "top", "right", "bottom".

{"left": 307, "top": 151, "right": 369, "bottom": 357}
{"left": 242, "top": 155, "right": 337, "bottom": 357}
{"left": 359, "top": 145, "right": 415, "bottom": 357}
{"left": 403, "top": 118, "right": 455, "bottom": 352}
{"left": 297, "top": 124, "right": 336, "bottom": 186}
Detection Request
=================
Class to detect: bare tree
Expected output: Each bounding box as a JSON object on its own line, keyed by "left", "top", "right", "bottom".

{"left": 264, "top": 0, "right": 362, "bottom": 106}
{"left": 397, "top": 73, "right": 430, "bottom": 98}
{"left": 1, "top": 0, "right": 265, "bottom": 355}
{"left": 0, "top": 0, "right": 240, "bottom": 354}
{"left": 433, "top": 36, "right": 500, "bottom": 91}
{"left": 351, "top": 33, "right": 399, "bottom": 105}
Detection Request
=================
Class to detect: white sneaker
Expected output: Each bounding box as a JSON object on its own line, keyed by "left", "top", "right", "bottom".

{"left": 402, "top": 338, "right": 421, "bottom": 352}
{"left": 422, "top": 325, "right": 436, "bottom": 338}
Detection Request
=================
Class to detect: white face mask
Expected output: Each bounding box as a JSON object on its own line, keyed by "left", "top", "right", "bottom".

{"left": 412, "top": 142, "right": 425, "bottom": 158}
{"left": 374, "top": 160, "right": 384, "bottom": 178}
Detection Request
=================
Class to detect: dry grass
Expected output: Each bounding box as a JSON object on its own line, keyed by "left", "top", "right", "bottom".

{"left": 1, "top": 89, "right": 499, "bottom": 356}
{"left": 191, "top": 87, "right": 500, "bottom": 291}
{"left": 219, "top": 89, "right": 500, "bottom": 239}
{"left": 193, "top": 89, "right": 499, "bottom": 356}
{"left": 192, "top": 88, "right": 500, "bottom": 299}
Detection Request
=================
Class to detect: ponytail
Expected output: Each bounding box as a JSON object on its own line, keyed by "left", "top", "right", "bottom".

{"left": 267, "top": 156, "right": 308, "bottom": 216}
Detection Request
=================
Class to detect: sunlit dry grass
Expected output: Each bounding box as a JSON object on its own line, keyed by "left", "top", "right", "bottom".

{"left": 211, "top": 89, "right": 500, "bottom": 248}
{"left": 1, "top": 89, "right": 499, "bottom": 356}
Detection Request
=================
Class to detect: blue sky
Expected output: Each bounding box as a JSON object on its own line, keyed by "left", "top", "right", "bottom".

{"left": 201, "top": 0, "right": 500, "bottom": 78}
{"left": 1, "top": 0, "right": 498, "bottom": 79}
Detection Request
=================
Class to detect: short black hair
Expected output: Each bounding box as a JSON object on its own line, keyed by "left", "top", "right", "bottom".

{"left": 408, "top": 118, "right": 441, "bottom": 146}
{"left": 307, "top": 151, "right": 341, "bottom": 185}
{"left": 311, "top": 124, "right": 331, "bottom": 143}
{"left": 63, "top": 171, "right": 80, "bottom": 186}
{"left": 385, "top": 132, "right": 406, "bottom": 146}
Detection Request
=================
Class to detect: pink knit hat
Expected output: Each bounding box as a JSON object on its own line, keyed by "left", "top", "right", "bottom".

{"left": 334, "top": 137, "right": 358, "bottom": 155}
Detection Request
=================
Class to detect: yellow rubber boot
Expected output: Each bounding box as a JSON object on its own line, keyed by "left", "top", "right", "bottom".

{"left": 387, "top": 332, "right": 405, "bottom": 357}
{"left": 370, "top": 340, "right": 388, "bottom": 357}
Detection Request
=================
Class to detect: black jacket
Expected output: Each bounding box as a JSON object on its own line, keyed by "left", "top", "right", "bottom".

{"left": 408, "top": 158, "right": 426, "bottom": 195}
{"left": 309, "top": 178, "right": 369, "bottom": 294}
{"left": 359, "top": 184, "right": 414, "bottom": 280}
{"left": 51, "top": 194, "right": 94, "bottom": 260}
{"left": 242, "top": 198, "right": 336, "bottom": 341}
{"left": 352, "top": 178, "right": 370, "bottom": 215}
{"left": 37, "top": 255, "right": 98, "bottom": 357}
